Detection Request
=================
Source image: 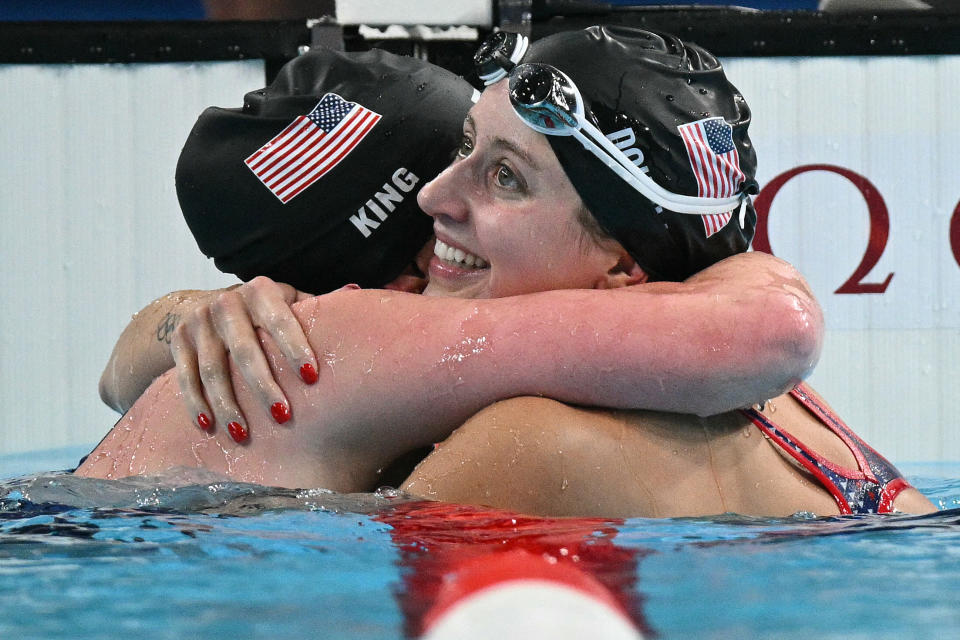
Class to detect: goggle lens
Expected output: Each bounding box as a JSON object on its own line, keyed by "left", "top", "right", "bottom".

{"left": 508, "top": 64, "right": 581, "bottom": 133}
{"left": 475, "top": 31, "right": 529, "bottom": 86}
{"left": 509, "top": 63, "right": 553, "bottom": 105}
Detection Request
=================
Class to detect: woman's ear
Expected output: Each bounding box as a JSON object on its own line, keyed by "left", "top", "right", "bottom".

{"left": 597, "top": 251, "right": 648, "bottom": 289}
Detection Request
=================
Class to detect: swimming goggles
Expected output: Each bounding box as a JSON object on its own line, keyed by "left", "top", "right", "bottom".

{"left": 474, "top": 32, "right": 752, "bottom": 220}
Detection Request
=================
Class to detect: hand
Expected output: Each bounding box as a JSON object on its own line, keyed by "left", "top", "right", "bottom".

{"left": 169, "top": 276, "right": 323, "bottom": 442}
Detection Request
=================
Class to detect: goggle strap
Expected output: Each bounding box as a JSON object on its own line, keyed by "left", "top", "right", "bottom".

{"left": 571, "top": 121, "right": 744, "bottom": 216}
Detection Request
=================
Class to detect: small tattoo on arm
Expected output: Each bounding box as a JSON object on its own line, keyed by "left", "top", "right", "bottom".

{"left": 156, "top": 312, "right": 180, "bottom": 344}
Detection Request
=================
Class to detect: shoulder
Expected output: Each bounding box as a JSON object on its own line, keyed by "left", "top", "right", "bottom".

{"left": 458, "top": 397, "right": 633, "bottom": 458}
{"left": 468, "top": 396, "right": 602, "bottom": 425}
{"left": 455, "top": 397, "right": 608, "bottom": 447}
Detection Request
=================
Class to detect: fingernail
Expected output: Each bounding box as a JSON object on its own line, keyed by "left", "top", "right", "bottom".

{"left": 271, "top": 402, "right": 291, "bottom": 424}
{"left": 227, "top": 421, "right": 249, "bottom": 443}
{"left": 300, "top": 363, "right": 318, "bottom": 384}
{"left": 197, "top": 413, "right": 212, "bottom": 430}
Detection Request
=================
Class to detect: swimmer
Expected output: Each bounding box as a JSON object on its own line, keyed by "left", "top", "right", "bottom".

{"left": 79, "top": 29, "right": 934, "bottom": 516}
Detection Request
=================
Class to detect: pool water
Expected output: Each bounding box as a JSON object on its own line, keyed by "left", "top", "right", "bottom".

{"left": 1, "top": 464, "right": 958, "bottom": 639}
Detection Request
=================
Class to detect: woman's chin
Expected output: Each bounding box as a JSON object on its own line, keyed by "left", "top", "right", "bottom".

{"left": 424, "top": 257, "right": 492, "bottom": 299}
{"left": 422, "top": 280, "right": 487, "bottom": 299}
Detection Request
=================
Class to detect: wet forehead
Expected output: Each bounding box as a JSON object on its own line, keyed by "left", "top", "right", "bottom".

{"left": 469, "top": 82, "right": 559, "bottom": 173}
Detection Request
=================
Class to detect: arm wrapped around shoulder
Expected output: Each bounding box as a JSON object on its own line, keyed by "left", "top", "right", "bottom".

{"left": 285, "top": 254, "right": 824, "bottom": 471}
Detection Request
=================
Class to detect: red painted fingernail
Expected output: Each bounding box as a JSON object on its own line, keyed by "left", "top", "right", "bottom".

{"left": 227, "top": 421, "right": 248, "bottom": 443}
{"left": 271, "top": 402, "right": 291, "bottom": 424}
{"left": 197, "top": 413, "right": 212, "bottom": 430}
{"left": 300, "top": 363, "right": 318, "bottom": 384}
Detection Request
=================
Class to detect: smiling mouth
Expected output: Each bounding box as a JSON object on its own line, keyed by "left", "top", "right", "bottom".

{"left": 434, "top": 238, "right": 488, "bottom": 269}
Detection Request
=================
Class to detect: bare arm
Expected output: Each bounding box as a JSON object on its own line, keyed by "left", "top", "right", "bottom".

{"left": 98, "top": 280, "right": 323, "bottom": 425}
{"left": 304, "top": 251, "right": 820, "bottom": 418}
{"left": 289, "top": 251, "right": 822, "bottom": 483}
{"left": 162, "top": 250, "right": 821, "bottom": 447}
{"left": 98, "top": 289, "right": 233, "bottom": 413}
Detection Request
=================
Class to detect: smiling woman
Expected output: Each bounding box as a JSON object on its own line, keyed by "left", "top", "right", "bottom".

{"left": 419, "top": 93, "right": 641, "bottom": 300}
{"left": 75, "top": 27, "right": 928, "bottom": 519}
{"left": 391, "top": 27, "right": 934, "bottom": 517}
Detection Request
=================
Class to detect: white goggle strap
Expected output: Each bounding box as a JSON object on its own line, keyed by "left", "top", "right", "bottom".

{"left": 571, "top": 118, "right": 746, "bottom": 217}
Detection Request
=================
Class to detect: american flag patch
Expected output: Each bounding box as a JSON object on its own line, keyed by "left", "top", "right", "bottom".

{"left": 677, "top": 117, "right": 745, "bottom": 238}
{"left": 245, "top": 93, "right": 381, "bottom": 204}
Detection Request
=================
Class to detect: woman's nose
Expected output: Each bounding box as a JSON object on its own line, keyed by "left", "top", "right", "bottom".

{"left": 417, "top": 160, "right": 470, "bottom": 223}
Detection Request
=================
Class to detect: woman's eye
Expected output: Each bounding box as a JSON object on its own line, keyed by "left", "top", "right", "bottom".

{"left": 495, "top": 164, "right": 521, "bottom": 190}
{"left": 455, "top": 135, "right": 474, "bottom": 159}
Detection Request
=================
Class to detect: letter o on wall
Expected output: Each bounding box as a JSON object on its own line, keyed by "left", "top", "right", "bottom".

{"left": 752, "top": 164, "right": 894, "bottom": 295}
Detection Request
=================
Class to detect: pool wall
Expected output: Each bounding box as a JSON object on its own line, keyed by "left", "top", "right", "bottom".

{"left": 0, "top": 59, "right": 257, "bottom": 462}
{"left": 1, "top": 10, "right": 958, "bottom": 474}
{"left": 726, "top": 54, "right": 960, "bottom": 464}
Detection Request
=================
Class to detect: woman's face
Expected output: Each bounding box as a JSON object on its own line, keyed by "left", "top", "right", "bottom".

{"left": 417, "top": 82, "right": 623, "bottom": 299}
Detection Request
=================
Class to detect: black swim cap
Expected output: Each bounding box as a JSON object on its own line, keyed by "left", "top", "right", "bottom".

{"left": 522, "top": 26, "right": 758, "bottom": 281}
{"left": 176, "top": 47, "right": 475, "bottom": 293}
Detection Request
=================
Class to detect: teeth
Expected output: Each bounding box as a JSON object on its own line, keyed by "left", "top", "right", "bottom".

{"left": 434, "top": 239, "right": 487, "bottom": 269}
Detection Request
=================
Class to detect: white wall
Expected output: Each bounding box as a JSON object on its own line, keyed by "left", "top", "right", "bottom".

{"left": 1, "top": 54, "right": 956, "bottom": 473}
{"left": 727, "top": 55, "right": 960, "bottom": 462}
{"left": 0, "top": 60, "right": 263, "bottom": 466}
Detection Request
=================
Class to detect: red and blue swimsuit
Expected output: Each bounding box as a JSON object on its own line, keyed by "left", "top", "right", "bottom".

{"left": 741, "top": 383, "right": 913, "bottom": 515}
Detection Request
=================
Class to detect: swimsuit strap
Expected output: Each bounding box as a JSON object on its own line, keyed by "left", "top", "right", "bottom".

{"left": 789, "top": 382, "right": 907, "bottom": 499}
{"left": 741, "top": 406, "right": 855, "bottom": 514}
{"left": 788, "top": 383, "right": 877, "bottom": 483}
{"left": 741, "top": 384, "right": 911, "bottom": 514}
